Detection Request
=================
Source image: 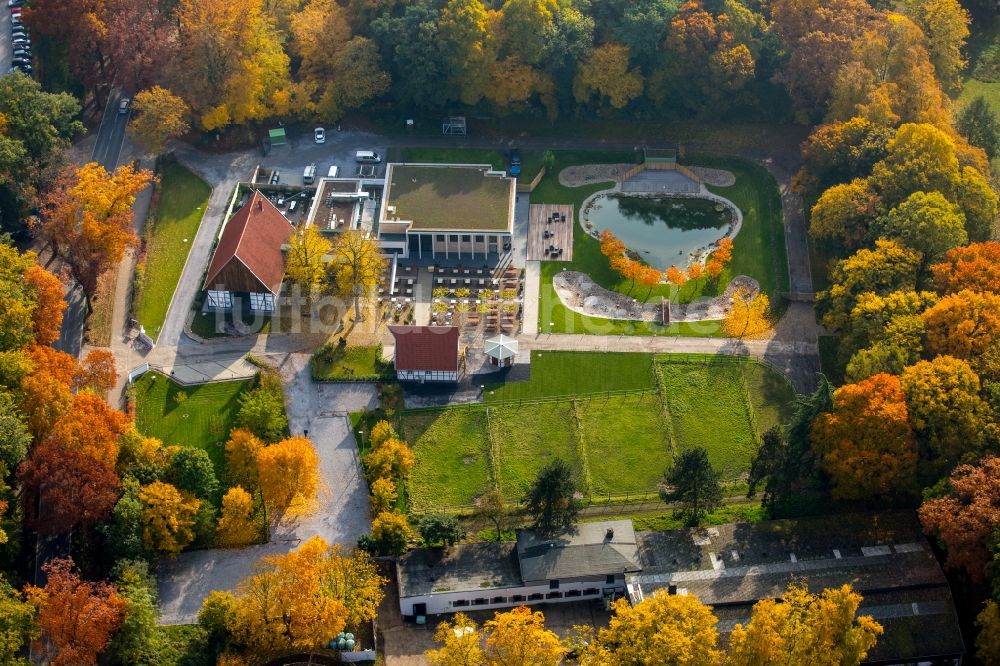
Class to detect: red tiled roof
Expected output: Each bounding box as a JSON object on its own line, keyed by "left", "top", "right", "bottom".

{"left": 388, "top": 326, "right": 459, "bottom": 372}
{"left": 203, "top": 191, "right": 293, "bottom": 294}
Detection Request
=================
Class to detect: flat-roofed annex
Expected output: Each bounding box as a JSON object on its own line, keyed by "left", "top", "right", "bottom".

{"left": 382, "top": 163, "right": 515, "bottom": 233}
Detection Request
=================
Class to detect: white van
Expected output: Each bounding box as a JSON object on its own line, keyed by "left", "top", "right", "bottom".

{"left": 355, "top": 150, "right": 381, "bottom": 164}
{"left": 327, "top": 165, "right": 339, "bottom": 178}
{"left": 303, "top": 164, "right": 317, "bottom": 184}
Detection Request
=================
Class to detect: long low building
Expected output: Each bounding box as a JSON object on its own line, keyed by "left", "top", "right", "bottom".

{"left": 396, "top": 520, "right": 639, "bottom": 618}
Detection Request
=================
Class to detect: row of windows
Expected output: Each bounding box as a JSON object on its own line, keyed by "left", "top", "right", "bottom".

{"left": 398, "top": 370, "right": 457, "bottom": 381}
{"left": 206, "top": 290, "right": 233, "bottom": 308}
{"left": 206, "top": 291, "right": 276, "bottom": 311}
{"left": 450, "top": 589, "right": 600, "bottom": 608}
{"left": 434, "top": 234, "right": 507, "bottom": 243}
{"left": 550, "top": 576, "right": 617, "bottom": 589}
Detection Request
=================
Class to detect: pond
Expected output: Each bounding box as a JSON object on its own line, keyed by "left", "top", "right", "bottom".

{"left": 584, "top": 194, "right": 735, "bottom": 270}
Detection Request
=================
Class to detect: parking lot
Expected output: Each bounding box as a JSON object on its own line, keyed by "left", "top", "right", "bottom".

{"left": 5, "top": 0, "right": 30, "bottom": 77}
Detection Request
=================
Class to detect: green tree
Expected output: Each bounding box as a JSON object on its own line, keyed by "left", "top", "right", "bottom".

{"left": 956, "top": 96, "right": 1000, "bottom": 160}
{"left": 955, "top": 165, "right": 999, "bottom": 242}
{"left": 870, "top": 123, "right": 961, "bottom": 209}
{"left": 438, "top": 0, "right": 497, "bottom": 105}
{"left": 877, "top": 191, "right": 967, "bottom": 271}
{"left": 418, "top": 513, "right": 464, "bottom": 548}
{"left": 476, "top": 486, "right": 508, "bottom": 541}
{"left": 100, "top": 478, "right": 148, "bottom": 563}
{"left": 237, "top": 379, "right": 288, "bottom": 442}
{"left": 524, "top": 459, "right": 580, "bottom": 535}
{"left": 0, "top": 72, "right": 83, "bottom": 174}
{"left": 661, "top": 448, "right": 722, "bottom": 526}
{"left": 166, "top": 447, "right": 219, "bottom": 502}
{"left": 370, "top": 3, "right": 450, "bottom": 109}
{"left": 108, "top": 560, "right": 164, "bottom": 665}
{"left": 903, "top": 0, "right": 970, "bottom": 95}
{"left": 0, "top": 574, "right": 36, "bottom": 665}
{"left": 0, "top": 392, "right": 30, "bottom": 470}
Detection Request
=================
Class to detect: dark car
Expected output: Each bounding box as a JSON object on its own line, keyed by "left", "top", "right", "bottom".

{"left": 509, "top": 148, "right": 521, "bottom": 176}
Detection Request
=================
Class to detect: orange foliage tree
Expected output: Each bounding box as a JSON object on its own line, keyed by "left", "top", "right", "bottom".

{"left": 256, "top": 436, "right": 321, "bottom": 518}
{"left": 225, "top": 428, "right": 264, "bottom": 489}
{"left": 76, "top": 349, "right": 118, "bottom": 394}
{"left": 931, "top": 241, "right": 1000, "bottom": 294}
{"left": 810, "top": 373, "right": 917, "bottom": 500}
{"left": 922, "top": 289, "right": 1000, "bottom": 363}
{"left": 50, "top": 392, "right": 127, "bottom": 468}
{"left": 919, "top": 456, "right": 1000, "bottom": 582}
{"left": 18, "top": 439, "right": 121, "bottom": 535}
{"left": 215, "top": 486, "right": 259, "bottom": 547}
{"left": 664, "top": 266, "right": 687, "bottom": 287}
{"left": 35, "top": 162, "right": 152, "bottom": 311}
{"left": 26, "top": 558, "right": 126, "bottom": 665}
{"left": 22, "top": 264, "right": 66, "bottom": 345}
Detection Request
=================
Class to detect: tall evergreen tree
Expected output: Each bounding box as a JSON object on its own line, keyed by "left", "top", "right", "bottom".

{"left": 524, "top": 459, "right": 580, "bottom": 535}
{"left": 660, "top": 448, "right": 722, "bottom": 526}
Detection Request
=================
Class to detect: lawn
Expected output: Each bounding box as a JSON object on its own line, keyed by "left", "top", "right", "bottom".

{"left": 532, "top": 151, "right": 787, "bottom": 335}
{"left": 484, "top": 351, "right": 656, "bottom": 401}
{"left": 311, "top": 344, "right": 389, "bottom": 381}
{"left": 958, "top": 17, "right": 1000, "bottom": 173}
{"left": 401, "top": 354, "right": 794, "bottom": 511}
{"left": 134, "top": 160, "right": 211, "bottom": 340}
{"left": 132, "top": 371, "right": 253, "bottom": 481}
{"left": 656, "top": 356, "right": 794, "bottom": 481}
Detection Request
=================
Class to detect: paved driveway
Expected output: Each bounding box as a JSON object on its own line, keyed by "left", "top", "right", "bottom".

{"left": 157, "top": 354, "right": 376, "bottom": 624}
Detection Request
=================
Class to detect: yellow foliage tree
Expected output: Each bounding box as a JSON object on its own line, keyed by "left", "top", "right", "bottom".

{"left": 370, "top": 477, "right": 398, "bottom": 514}
{"left": 225, "top": 428, "right": 263, "bottom": 489}
{"left": 363, "top": 438, "right": 415, "bottom": 480}
{"left": 724, "top": 288, "right": 771, "bottom": 339}
{"left": 285, "top": 224, "right": 332, "bottom": 302}
{"left": 369, "top": 420, "right": 398, "bottom": 449}
{"left": 330, "top": 230, "right": 387, "bottom": 321}
{"left": 728, "top": 584, "right": 882, "bottom": 666}
{"left": 483, "top": 606, "right": 566, "bottom": 666}
{"left": 427, "top": 612, "right": 484, "bottom": 666}
{"left": 573, "top": 43, "right": 644, "bottom": 109}
{"left": 215, "top": 486, "right": 259, "bottom": 547}
{"left": 977, "top": 600, "right": 1000, "bottom": 666}
{"left": 139, "top": 481, "right": 200, "bottom": 556}
{"left": 130, "top": 87, "right": 190, "bottom": 154}
{"left": 579, "top": 591, "right": 721, "bottom": 666}
{"left": 370, "top": 510, "right": 415, "bottom": 556}
{"left": 256, "top": 436, "right": 321, "bottom": 518}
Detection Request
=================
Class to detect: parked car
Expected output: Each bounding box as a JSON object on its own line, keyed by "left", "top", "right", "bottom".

{"left": 12, "top": 37, "right": 29, "bottom": 46}
{"left": 509, "top": 148, "right": 521, "bottom": 176}
{"left": 314, "top": 127, "right": 325, "bottom": 144}
{"left": 9, "top": 5, "right": 20, "bottom": 15}
{"left": 119, "top": 98, "right": 130, "bottom": 114}
{"left": 13, "top": 49, "right": 30, "bottom": 59}
{"left": 269, "top": 170, "right": 280, "bottom": 185}
{"left": 7, "top": 0, "right": 25, "bottom": 8}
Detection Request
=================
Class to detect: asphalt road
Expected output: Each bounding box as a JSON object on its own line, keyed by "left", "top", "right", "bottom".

{"left": 1, "top": 3, "right": 13, "bottom": 73}
{"left": 52, "top": 89, "right": 132, "bottom": 357}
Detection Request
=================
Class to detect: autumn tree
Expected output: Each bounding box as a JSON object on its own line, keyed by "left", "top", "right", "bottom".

{"left": 661, "top": 448, "right": 722, "bottom": 526}
{"left": 427, "top": 613, "right": 484, "bottom": 666}
{"left": 578, "top": 591, "right": 721, "bottom": 666}
{"left": 0, "top": 574, "right": 37, "bottom": 665}
{"left": 795, "top": 117, "right": 892, "bottom": 198}
{"left": 840, "top": 290, "right": 936, "bottom": 377}
{"left": 977, "top": 601, "right": 1000, "bottom": 666}
{"left": 256, "top": 436, "right": 320, "bottom": 518}
{"left": 482, "top": 606, "right": 566, "bottom": 666}
{"left": 370, "top": 510, "right": 415, "bottom": 556}
{"left": 919, "top": 456, "right": 1000, "bottom": 581}
{"left": 225, "top": 429, "right": 264, "bottom": 490}
{"left": 903, "top": 0, "right": 970, "bottom": 95}
{"left": 900, "top": 356, "right": 993, "bottom": 472}
{"left": 285, "top": 224, "right": 332, "bottom": 303}
{"left": 215, "top": 486, "right": 259, "bottom": 547}
{"left": 869, "top": 123, "right": 961, "bottom": 210}
{"left": 728, "top": 584, "right": 882, "bottom": 666}
{"left": 922, "top": 289, "right": 1000, "bottom": 364}
{"left": 26, "top": 558, "right": 126, "bottom": 666}
{"left": 330, "top": 230, "right": 387, "bottom": 321}
{"left": 172, "top": 0, "right": 290, "bottom": 129}
{"left": 370, "top": 477, "right": 398, "bottom": 514}
{"left": 809, "top": 179, "right": 880, "bottom": 252}
{"left": 36, "top": 163, "right": 152, "bottom": 312}
{"left": 23, "top": 264, "right": 66, "bottom": 345}
{"left": 0, "top": 245, "right": 39, "bottom": 352}
{"left": 139, "top": 480, "right": 200, "bottom": 556}
{"left": 76, "top": 349, "right": 118, "bottom": 394}
{"left": 19, "top": 439, "right": 121, "bottom": 535}
{"left": 932, "top": 242, "right": 1000, "bottom": 294}
{"left": 810, "top": 373, "right": 918, "bottom": 500}
{"left": 51, "top": 391, "right": 127, "bottom": 468}
{"left": 363, "top": 438, "right": 415, "bottom": 481}
{"left": 724, "top": 288, "right": 771, "bottom": 339}
{"left": 370, "top": 420, "right": 399, "bottom": 449}
{"left": 573, "top": 43, "right": 644, "bottom": 109}
{"left": 524, "top": 458, "right": 580, "bottom": 535}
{"left": 130, "top": 87, "right": 190, "bottom": 154}
{"left": 438, "top": 0, "right": 498, "bottom": 105}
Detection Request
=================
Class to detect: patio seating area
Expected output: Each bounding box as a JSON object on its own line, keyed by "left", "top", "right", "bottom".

{"left": 527, "top": 204, "right": 574, "bottom": 262}
{"left": 431, "top": 265, "right": 523, "bottom": 335}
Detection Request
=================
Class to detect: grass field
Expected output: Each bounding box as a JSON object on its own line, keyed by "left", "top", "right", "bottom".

{"left": 134, "top": 161, "right": 211, "bottom": 340}
{"left": 959, "top": 18, "right": 1000, "bottom": 173}
{"left": 532, "top": 151, "right": 787, "bottom": 335}
{"left": 132, "top": 372, "right": 253, "bottom": 481}
{"left": 311, "top": 344, "right": 388, "bottom": 380}
{"left": 401, "top": 354, "right": 794, "bottom": 512}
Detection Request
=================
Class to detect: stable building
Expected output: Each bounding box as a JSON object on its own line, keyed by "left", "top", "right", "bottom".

{"left": 377, "top": 163, "right": 515, "bottom": 260}
{"left": 388, "top": 325, "right": 460, "bottom": 383}
{"left": 203, "top": 191, "right": 293, "bottom": 312}
{"left": 396, "top": 520, "right": 640, "bottom": 619}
